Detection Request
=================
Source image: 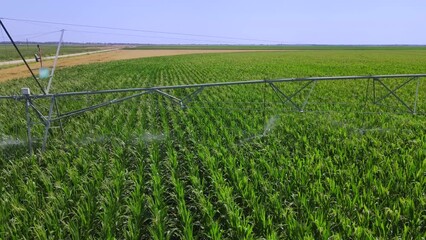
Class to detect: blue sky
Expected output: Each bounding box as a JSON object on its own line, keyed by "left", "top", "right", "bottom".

{"left": 1, "top": 0, "right": 425, "bottom": 44}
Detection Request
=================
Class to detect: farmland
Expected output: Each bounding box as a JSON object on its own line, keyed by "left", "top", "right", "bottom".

{"left": 1, "top": 50, "right": 426, "bottom": 239}
{"left": 127, "top": 44, "right": 426, "bottom": 51}
{"left": 0, "top": 49, "right": 280, "bottom": 82}
{"left": 0, "top": 44, "right": 105, "bottom": 61}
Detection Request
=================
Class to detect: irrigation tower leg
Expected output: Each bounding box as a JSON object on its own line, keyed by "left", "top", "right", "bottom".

{"left": 22, "top": 88, "right": 33, "bottom": 156}
{"left": 413, "top": 77, "right": 421, "bottom": 115}
{"left": 373, "top": 78, "right": 376, "bottom": 103}
{"left": 363, "top": 78, "right": 370, "bottom": 108}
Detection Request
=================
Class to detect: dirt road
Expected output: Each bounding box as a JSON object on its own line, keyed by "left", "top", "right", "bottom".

{"left": 0, "top": 48, "right": 118, "bottom": 67}
{"left": 0, "top": 49, "right": 271, "bottom": 83}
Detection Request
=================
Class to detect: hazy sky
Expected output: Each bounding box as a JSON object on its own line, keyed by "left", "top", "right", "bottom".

{"left": 1, "top": 0, "right": 425, "bottom": 44}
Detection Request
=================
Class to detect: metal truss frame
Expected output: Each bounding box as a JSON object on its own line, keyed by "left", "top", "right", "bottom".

{"left": 1, "top": 73, "right": 425, "bottom": 155}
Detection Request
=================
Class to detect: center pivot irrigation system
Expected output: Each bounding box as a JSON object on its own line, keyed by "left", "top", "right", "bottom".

{"left": 0, "top": 20, "right": 425, "bottom": 155}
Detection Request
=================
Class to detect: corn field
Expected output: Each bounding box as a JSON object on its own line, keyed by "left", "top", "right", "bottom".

{"left": 1, "top": 50, "right": 426, "bottom": 239}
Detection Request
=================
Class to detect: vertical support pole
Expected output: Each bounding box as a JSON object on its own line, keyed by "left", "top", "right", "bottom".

{"left": 263, "top": 79, "right": 266, "bottom": 122}
{"left": 46, "top": 29, "right": 64, "bottom": 94}
{"left": 364, "top": 78, "right": 370, "bottom": 108}
{"left": 413, "top": 77, "right": 421, "bottom": 115}
{"left": 22, "top": 88, "right": 33, "bottom": 156}
{"left": 42, "top": 96, "right": 55, "bottom": 152}
{"left": 37, "top": 44, "right": 43, "bottom": 68}
{"left": 301, "top": 80, "right": 317, "bottom": 112}
{"left": 373, "top": 78, "right": 376, "bottom": 104}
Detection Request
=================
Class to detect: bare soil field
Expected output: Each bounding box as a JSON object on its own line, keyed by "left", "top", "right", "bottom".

{"left": 0, "top": 49, "right": 275, "bottom": 83}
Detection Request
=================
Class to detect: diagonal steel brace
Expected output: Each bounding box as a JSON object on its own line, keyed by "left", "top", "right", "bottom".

{"left": 269, "top": 82, "right": 302, "bottom": 111}
{"left": 374, "top": 78, "right": 414, "bottom": 113}
{"left": 155, "top": 89, "right": 182, "bottom": 104}
{"left": 180, "top": 87, "right": 205, "bottom": 108}
{"left": 374, "top": 77, "right": 417, "bottom": 104}
{"left": 42, "top": 96, "right": 56, "bottom": 151}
